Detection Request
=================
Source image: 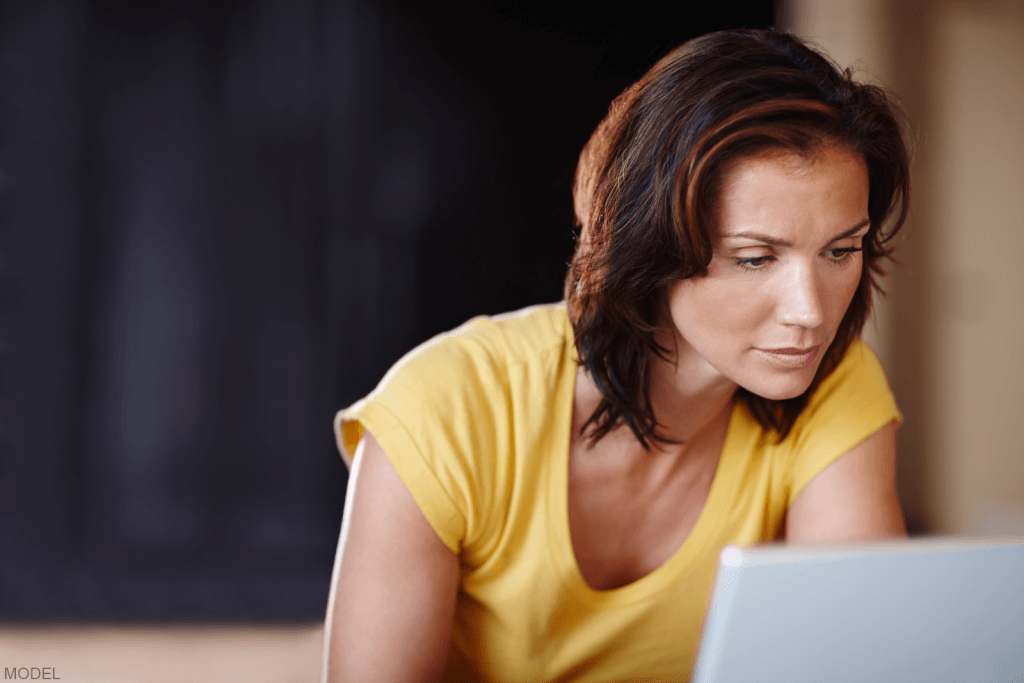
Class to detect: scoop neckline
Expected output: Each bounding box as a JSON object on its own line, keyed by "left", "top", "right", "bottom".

{"left": 546, "top": 323, "right": 740, "bottom": 609}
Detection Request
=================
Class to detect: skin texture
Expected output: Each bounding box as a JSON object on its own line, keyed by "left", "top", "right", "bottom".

{"left": 322, "top": 145, "right": 906, "bottom": 680}
{"left": 664, "top": 146, "right": 869, "bottom": 409}
{"left": 322, "top": 432, "right": 460, "bottom": 683}
{"left": 569, "top": 146, "right": 904, "bottom": 589}
{"left": 655, "top": 145, "right": 905, "bottom": 542}
{"left": 659, "top": 144, "right": 901, "bottom": 540}
{"left": 580, "top": 146, "right": 874, "bottom": 460}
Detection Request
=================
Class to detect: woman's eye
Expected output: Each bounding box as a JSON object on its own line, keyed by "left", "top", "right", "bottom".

{"left": 824, "top": 246, "right": 863, "bottom": 264}
{"left": 734, "top": 255, "right": 773, "bottom": 271}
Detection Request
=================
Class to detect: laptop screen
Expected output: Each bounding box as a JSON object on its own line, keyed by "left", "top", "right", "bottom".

{"left": 691, "top": 537, "right": 1024, "bottom": 683}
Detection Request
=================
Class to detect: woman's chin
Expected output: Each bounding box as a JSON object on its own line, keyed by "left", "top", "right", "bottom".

{"left": 741, "top": 371, "right": 817, "bottom": 401}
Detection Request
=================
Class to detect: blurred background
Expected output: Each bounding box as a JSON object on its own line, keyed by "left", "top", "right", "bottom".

{"left": 0, "top": 0, "right": 1020, "bottom": 681}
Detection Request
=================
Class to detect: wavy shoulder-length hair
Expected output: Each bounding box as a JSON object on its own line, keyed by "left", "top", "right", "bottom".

{"left": 565, "top": 28, "right": 911, "bottom": 448}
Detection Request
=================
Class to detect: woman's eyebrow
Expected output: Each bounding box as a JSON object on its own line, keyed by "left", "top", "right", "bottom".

{"left": 827, "top": 219, "right": 871, "bottom": 243}
{"left": 725, "top": 219, "right": 871, "bottom": 247}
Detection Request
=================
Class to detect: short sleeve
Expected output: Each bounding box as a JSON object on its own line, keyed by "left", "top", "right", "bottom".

{"left": 784, "top": 340, "right": 902, "bottom": 502}
{"left": 333, "top": 319, "right": 512, "bottom": 555}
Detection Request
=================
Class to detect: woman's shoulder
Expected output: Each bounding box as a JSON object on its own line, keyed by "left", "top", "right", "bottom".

{"left": 781, "top": 339, "right": 901, "bottom": 497}
{"left": 460, "top": 301, "right": 573, "bottom": 367}
{"left": 335, "top": 302, "right": 572, "bottom": 463}
{"left": 382, "top": 301, "right": 570, "bottom": 391}
{"left": 795, "top": 339, "right": 898, "bottom": 437}
{"left": 334, "top": 302, "right": 573, "bottom": 553}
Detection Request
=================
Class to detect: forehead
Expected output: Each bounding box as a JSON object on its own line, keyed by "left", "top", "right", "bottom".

{"left": 714, "top": 146, "right": 869, "bottom": 240}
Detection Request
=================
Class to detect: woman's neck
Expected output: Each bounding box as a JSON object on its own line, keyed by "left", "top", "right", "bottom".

{"left": 646, "top": 335, "right": 737, "bottom": 449}
{"left": 572, "top": 337, "right": 736, "bottom": 463}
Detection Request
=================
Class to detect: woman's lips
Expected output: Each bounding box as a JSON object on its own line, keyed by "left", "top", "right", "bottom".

{"left": 756, "top": 345, "right": 819, "bottom": 368}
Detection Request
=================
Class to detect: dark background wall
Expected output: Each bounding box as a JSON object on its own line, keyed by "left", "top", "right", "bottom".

{"left": 0, "top": 0, "right": 773, "bottom": 620}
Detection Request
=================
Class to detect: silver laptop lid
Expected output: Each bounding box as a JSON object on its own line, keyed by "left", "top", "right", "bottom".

{"left": 691, "top": 537, "right": 1024, "bottom": 683}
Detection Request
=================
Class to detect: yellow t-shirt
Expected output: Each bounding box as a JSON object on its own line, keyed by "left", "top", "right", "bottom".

{"left": 335, "top": 302, "right": 900, "bottom": 683}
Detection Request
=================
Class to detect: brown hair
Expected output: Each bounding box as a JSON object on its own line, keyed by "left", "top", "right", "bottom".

{"left": 566, "top": 28, "right": 911, "bottom": 447}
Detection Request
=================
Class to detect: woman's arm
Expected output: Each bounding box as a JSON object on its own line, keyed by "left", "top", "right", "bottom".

{"left": 784, "top": 421, "right": 906, "bottom": 542}
{"left": 322, "top": 431, "right": 460, "bottom": 683}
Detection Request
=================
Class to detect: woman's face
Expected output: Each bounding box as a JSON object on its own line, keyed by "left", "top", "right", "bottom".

{"left": 666, "top": 145, "right": 870, "bottom": 401}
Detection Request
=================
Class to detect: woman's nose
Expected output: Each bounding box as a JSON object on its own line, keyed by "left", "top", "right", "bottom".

{"left": 777, "top": 264, "right": 825, "bottom": 329}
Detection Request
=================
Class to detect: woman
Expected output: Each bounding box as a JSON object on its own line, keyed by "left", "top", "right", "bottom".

{"left": 322, "top": 28, "right": 910, "bottom": 683}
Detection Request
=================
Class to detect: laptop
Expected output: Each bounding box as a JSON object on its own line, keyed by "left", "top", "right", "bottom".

{"left": 691, "top": 536, "right": 1024, "bottom": 683}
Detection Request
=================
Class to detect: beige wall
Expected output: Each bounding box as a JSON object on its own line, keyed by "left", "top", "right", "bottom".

{"left": 781, "top": 0, "right": 1024, "bottom": 535}
{"left": 0, "top": 624, "right": 324, "bottom": 683}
